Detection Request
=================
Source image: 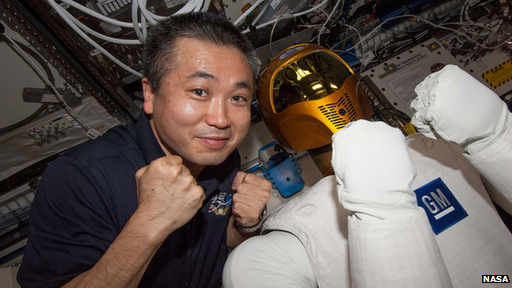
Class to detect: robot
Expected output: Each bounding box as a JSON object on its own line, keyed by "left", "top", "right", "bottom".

{"left": 223, "top": 47, "right": 512, "bottom": 287}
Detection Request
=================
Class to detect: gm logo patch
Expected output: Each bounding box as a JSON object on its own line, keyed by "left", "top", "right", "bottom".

{"left": 414, "top": 178, "right": 467, "bottom": 235}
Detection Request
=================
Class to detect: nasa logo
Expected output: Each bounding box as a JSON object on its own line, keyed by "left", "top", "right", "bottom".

{"left": 482, "top": 275, "right": 510, "bottom": 283}
{"left": 414, "top": 178, "right": 468, "bottom": 235}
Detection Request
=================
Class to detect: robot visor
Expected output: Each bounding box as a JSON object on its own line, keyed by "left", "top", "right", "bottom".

{"left": 272, "top": 51, "right": 352, "bottom": 113}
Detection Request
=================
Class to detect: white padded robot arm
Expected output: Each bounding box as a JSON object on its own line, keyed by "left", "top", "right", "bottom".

{"left": 331, "top": 120, "right": 418, "bottom": 220}
{"left": 331, "top": 120, "right": 452, "bottom": 287}
{"left": 410, "top": 64, "right": 511, "bottom": 155}
{"left": 222, "top": 231, "right": 317, "bottom": 288}
{"left": 348, "top": 209, "right": 453, "bottom": 288}
{"left": 464, "top": 124, "right": 512, "bottom": 205}
{"left": 410, "top": 64, "right": 512, "bottom": 204}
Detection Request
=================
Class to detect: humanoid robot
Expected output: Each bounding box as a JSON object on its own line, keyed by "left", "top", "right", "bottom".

{"left": 223, "top": 55, "right": 512, "bottom": 287}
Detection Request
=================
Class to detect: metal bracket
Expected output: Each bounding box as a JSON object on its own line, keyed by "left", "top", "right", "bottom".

{"left": 22, "top": 87, "right": 82, "bottom": 107}
{"left": 258, "top": 141, "right": 305, "bottom": 198}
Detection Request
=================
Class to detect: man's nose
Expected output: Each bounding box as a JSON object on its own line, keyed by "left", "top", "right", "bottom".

{"left": 205, "top": 99, "right": 230, "bottom": 129}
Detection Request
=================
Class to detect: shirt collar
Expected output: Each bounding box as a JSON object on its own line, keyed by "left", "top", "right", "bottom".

{"left": 135, "top": 111, "right": 166, "bottom": 164}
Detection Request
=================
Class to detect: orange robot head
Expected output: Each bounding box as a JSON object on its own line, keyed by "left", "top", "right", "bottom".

{"left": 257, "top": 44, "right": 373, "bottom": 151}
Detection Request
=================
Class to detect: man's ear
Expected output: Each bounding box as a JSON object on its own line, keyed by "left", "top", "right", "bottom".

{"left": 142, "top": 78, "right": 155, "bottom": 115}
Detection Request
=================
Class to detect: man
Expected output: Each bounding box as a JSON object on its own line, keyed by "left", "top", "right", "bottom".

{"left": 223, "top": 65, "right": 512, "bottom": 287}
{"left": 18, "top": 12, "right": 271, "bottom": 288}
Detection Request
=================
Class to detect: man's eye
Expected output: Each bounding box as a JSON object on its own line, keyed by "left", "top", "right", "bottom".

{"left": 232, "top": 96, "right": 247, "bottom": 102}
{"left": 193, "top": 89, "right": 207, "bottom": 97}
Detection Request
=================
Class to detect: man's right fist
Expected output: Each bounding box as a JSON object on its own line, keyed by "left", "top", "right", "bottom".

{"left": 135, "top": 155, "right": 205, "bottom": 236}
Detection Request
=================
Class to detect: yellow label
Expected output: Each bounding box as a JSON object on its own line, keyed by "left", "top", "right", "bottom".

{"left": 241, "top": 3, "right": 252, "bottom": 12}
{"left": 482, "top": 60, "right": 512, "bottom": 89}
{"left": 404, "top": 122, "right": 417, "bottom": 135}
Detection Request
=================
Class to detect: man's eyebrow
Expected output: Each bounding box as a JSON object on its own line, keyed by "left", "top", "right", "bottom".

{"left": 235, "top": 80, "right": 251, "bottom": 90}
{"left": 187, "top": 71, "right": 216, "bottom": 81}
{"left": 187, "top": 71, "right": 252, "bottom": 90}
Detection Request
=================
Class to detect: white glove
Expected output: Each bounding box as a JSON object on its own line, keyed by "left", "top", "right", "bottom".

{"left": 410, "top": 64, "right": 512, "bottom": 155}
{"left": 331, "top": 120, "right": 418, "bottom": 220}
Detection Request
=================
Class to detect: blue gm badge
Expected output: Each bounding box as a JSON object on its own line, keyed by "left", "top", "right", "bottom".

{"left": 414, "top": 178, "right": 468, "bottom": 235}
{"left": 209, "top": 192, "right": 232, "bottom": 216}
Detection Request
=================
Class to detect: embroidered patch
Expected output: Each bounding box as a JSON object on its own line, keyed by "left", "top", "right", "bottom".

{"left": 414, "top": 178, "right": 468, "bottom": 235}
{"left": 208, "top": 192, "right": 232, "bottom": 216}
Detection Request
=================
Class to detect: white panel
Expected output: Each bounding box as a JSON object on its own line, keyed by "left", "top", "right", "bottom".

{"left": 0, "top": 23, "right": 121, "bottom": 182}
{"left": 0, "top": 265, "right": 21, "bottom": 288}
{"left": 222, "top": 0, "right": 258, "bottom": 22}
{"left": 0, "top": 30, "right": 57, "bottom": 129}
{"left": 361, "top": 39, "right": 512, "bottom": 118}
{"left": 360, "top": 40, "right": 460, "bottom": 117}
{"left": 0, "top": 97, "right": 121, "bottom": 182}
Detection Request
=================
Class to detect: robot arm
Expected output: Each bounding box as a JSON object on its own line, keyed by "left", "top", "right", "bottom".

{"left": 331, "top": 120, "right": 418, "bottom": 221}
{"left": 331, "top": 120, "right": 452, "bottom": 288}
{"left": 222, "top": 231, "right": 317, "bottom": 288}
{"left": 410, "top": 64, "right": 512, "bottom": 205}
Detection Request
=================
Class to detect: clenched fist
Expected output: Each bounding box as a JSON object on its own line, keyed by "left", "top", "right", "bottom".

{"left": 135, "top": 155, "right": 205, "bottom": 239}
{"left": 231, "top": 172, "right": 271, "bottom": 228}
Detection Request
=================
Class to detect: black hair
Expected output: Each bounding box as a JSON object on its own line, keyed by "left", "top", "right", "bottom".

{"left": 142, "top": 12, "right": 260, "bottom": 91}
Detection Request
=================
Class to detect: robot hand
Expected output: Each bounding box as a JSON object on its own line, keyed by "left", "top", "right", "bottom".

{"left": 331, "top": 120, "right": 418, "bottom": 220}
{"left": 410, "top": 64, "right": 511, "bottom": 155}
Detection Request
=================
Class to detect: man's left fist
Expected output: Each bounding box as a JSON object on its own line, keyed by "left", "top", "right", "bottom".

{"left": 231, "top": 172, "right": 271, "bottom": 228}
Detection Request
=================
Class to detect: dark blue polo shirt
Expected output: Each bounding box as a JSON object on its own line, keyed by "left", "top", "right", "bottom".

{"left": 18, "top": 112, "right": 239, "bottom": 288}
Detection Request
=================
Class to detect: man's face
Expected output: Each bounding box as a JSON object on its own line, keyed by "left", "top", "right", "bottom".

{"left": 142, "top": 37, "right": 253, "bottom": 168}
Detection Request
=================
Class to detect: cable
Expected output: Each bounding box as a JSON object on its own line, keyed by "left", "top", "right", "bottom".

{"left": 59, "top": 0, "right": 140, "bottom": 28}
{"left": 241, "top": 0, "right": 329, "bottom": 34}
{"left": 201, "top": 0, "right": 211, "bottom": 12}
{"left": 55, "top": 0, "right": 203, "bottom": 60}
{"left": 317, "top": 0, "right": 343, "bottom": 45}
{"left": 234, "top": 0, "right": 266, "bottom": 26}
{"left": 63, "top": 8, "right": 141, "bottom": 45}
{"left": 136, "top": 0, "right": 159, "bottom": 25}
{"left": 47, "top": 0, "right": 142, "bottom": 78}
{"left": 251, "top": 0, "right": 271, "bottom": 26}
{"left": 334, "top": 0, "right": 465, "bottom": 56}
{"left": 132, "top": 1, "right": 146, "bottom": 42}
{"left": 0, "top": 105, "right": 48, "bottom": 134}
{"left": 344, "top": 13, "right": 486, "bottom": 57}
{"left": 459, "top": 0, "right": 493, "bottom": 36}
{"left": 193, "top": 0, "right": 203, "bottom": 12}
{"left": 269, "top": 15, "right": 283, "bottom": 56}
{"left": 409, "top": 13, "right": 512, "bottom": 49}
{"left": 48, "top": 0, "right": 217, "bottom": 80}
{"left": 141, "top": 10, "right": 148, "bottom": 40}
{"left": 293, "top": 0, "right": 329, "bottom": 17}
{"left": 175, "top": 0, "right": 201, "bottom": 15}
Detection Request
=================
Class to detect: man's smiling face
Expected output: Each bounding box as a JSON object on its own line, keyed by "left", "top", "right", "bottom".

{"left": 142, "top": 37, "right": 253, "bottom": 169}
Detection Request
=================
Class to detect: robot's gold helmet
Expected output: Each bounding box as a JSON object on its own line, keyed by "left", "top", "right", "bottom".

{"left": 257, "top": 44, "right": 373, "bottom": 151}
